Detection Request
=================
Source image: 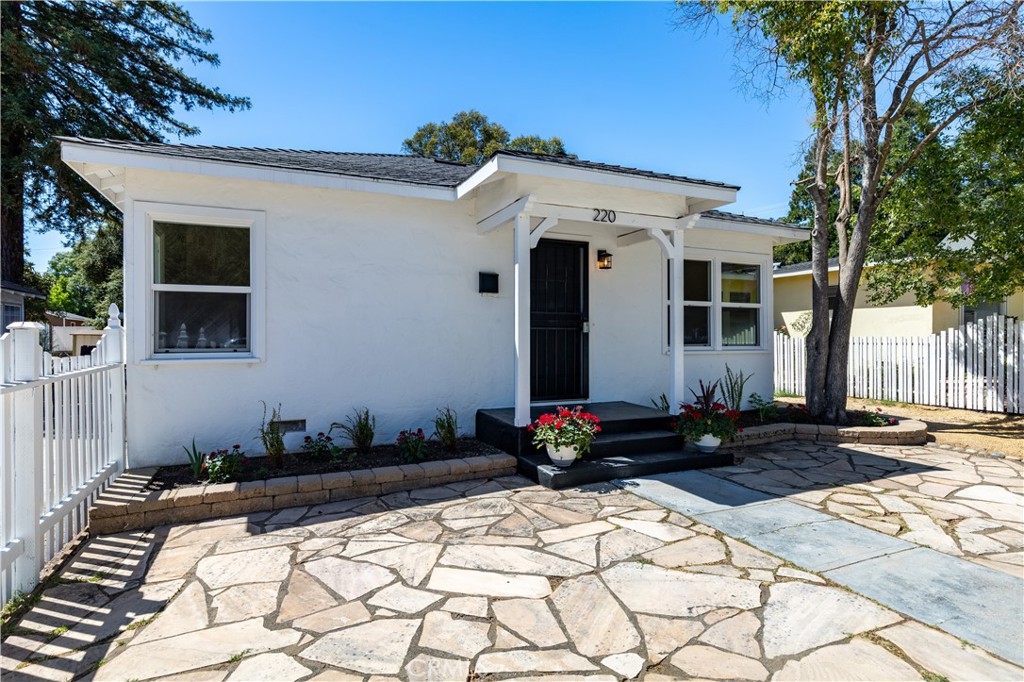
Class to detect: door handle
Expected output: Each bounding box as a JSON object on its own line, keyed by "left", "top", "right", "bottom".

{"left": 582, "top": 321, "right": 590, "bottom": 334}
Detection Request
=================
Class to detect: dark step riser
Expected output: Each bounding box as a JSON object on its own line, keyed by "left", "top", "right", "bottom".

{"left": 519, "top": 452, "right": 733, "bottom": 489}
{"left": 585, "top": 434, "right": 684, "bottom": 459}
{"left": 590, "top": 416, "right": 674, "bottom": 435}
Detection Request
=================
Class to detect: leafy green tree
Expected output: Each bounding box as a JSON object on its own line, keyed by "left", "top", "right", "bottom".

{"left": 403, "top": 110, "right": 570, "bottom": 164}
{"left": 1, "top": 0, "right": 249, "bottom": 286}
{"left": 866, "top": 87, "right": 1024, "bottom": 308}
{"left": 681, "top": 1, "right": 1023, "bottom": 422}
{"left": 43, "top": 219, "right": 123, "bottom": 324}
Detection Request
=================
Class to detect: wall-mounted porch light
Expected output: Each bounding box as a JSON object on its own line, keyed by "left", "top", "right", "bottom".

{"left": 597, "top": 250, "right": 613, "bottom": 270}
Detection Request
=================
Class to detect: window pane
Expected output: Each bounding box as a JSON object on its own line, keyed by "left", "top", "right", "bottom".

{"left": 683, "top": 305, "right": 710, "bottom": 346}
{"left": 154, "top": 222, "right": 250, "bottom": 286}
{"left": 722, "top": 307, "right": 759, "bottom": 346}
{"left": 155, "top": 292, "right": 249, "bottom": 352}
{"left": 683, "top": 260, "right": 711, "bottom": 302}
{"left": 722, "top": 263, "right": 760, "bottom": 303}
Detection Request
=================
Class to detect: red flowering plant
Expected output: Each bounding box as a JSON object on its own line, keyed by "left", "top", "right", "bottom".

{"left": 396, "top": 428, "right": 427, "bottom": 462}
{"left": 673, "top": 380, "right": 741, "bottom": 442}
{"left": 861, "top": 407, "right": 899, "bottom": 427}
{"left": 528, "top": 406, "right": 602, "bottom": 458}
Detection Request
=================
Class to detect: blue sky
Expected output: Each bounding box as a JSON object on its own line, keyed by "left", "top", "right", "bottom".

{"left": 29, "top": 1, "right": 813, "bottom": 268}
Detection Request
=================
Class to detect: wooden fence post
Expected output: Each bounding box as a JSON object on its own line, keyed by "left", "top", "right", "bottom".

{"left": 100, "top": 304, "right": 127, "bottom": 471}
{"left": 9, "top": 322, "right": 44, "bottom": 596}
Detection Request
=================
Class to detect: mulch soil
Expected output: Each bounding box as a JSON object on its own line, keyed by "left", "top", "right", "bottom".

{"left": 149, "top": 437, "right": 504, "bottom": 491}
{"left": 152, "top": 405, "right": 897, "bottom": 491}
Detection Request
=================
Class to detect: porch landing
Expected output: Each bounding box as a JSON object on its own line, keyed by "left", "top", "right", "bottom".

{"left": 476, "top": 401, "right": 732, "bottom": 489}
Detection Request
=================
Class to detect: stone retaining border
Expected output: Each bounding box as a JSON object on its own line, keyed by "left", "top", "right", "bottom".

{"left": 723, "top": 419, "right": 928, "bottom": 449}
{"left": 89, "top": 453, "right": 517, "bottom": 535}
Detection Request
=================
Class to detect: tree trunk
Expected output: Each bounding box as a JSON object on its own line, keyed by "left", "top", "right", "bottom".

{"left": 1, "top": 0, "right": 26, "bottom": 285}
{"left": 1, "top": 160, "right": 25, "bottom": 284}
{"left": 804, "top": 122, "right": 836, "bottom": 416}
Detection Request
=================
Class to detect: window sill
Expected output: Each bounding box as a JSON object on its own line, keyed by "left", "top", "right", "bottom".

{"left": 669, "top": 346, "right": 769, "bottom": 354}
{"left": 139, "top": 354, "right": 263, "bottom": 366}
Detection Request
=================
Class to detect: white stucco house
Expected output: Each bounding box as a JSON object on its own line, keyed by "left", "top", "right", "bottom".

{"left": 59, "top": 137, "right": 808, "bottom": 472}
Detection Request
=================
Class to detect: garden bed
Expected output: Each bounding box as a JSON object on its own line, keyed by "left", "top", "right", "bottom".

{"left": 150, "top": 438, "right": 502, "bottom": 490}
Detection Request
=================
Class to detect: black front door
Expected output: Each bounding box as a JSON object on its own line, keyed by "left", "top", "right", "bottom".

{"left": 531, "top": 239, "right": 588, "bottom": 401}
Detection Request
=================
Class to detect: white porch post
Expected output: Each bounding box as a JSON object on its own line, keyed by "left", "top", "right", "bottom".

{"left": 514, "top": 211, "right": 532, "bottom": 426}
{"left": 668, "top": 231, "right": 685, "bottom": 412}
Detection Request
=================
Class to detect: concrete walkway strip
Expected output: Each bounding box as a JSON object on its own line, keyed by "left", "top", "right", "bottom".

{"left": 618, "top": 470, "right": 1024, "bottom": 667}
{"left": 828, "top": 547, "right": 1024, "bottom": 666}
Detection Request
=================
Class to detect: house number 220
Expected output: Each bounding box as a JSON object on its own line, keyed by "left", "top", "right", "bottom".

{"left": 592, "top": 209, "right": 617, "bottom": 223}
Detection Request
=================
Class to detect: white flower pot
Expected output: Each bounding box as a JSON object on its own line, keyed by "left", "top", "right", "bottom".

{"left": 545, "top": 443, "right": 578, "bottom": 467}
{"left": 695, "top": 434, "right": 722, "bottom": 453}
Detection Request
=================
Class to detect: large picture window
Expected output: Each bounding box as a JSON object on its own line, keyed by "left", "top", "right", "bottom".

{"left": 152, "top": 221, "right": 252, "bottom": 354}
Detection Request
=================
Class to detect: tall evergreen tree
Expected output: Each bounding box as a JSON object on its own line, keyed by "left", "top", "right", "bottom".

{"left": 1, "top": 0, "right": 249, "bottom": 284}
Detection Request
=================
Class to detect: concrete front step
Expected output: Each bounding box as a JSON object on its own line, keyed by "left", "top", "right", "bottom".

{"left": 583, "top": 429, "right": 684, "bottom": 459}
{"left": 518, "top": 449, "right": 732, "bottom": 489}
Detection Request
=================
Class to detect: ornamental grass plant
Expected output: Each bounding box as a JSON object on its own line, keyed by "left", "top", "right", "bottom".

{"left": 674, "top": 379, "right": 741, "bottom": 442}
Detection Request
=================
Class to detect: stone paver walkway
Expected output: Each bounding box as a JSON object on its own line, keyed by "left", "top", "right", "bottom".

{"left": 2, "top": 445, "right": 1022, "bottom": 682}
{"left": 705, "top": 441, "right": 1023, "bottom": 577}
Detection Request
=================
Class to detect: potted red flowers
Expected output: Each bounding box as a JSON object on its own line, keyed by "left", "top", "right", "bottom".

{"left": 674, "top": 380, "right": 740, "bottom": 453}
{"left": 528, "top": 406, "right": 602, "bottom": 467}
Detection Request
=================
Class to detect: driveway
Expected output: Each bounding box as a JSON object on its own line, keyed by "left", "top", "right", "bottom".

{"left": 2, "top": 442, "right": 1021, "bottom": 681}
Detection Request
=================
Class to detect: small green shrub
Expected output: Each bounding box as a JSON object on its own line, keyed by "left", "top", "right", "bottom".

{"left": 432, "top": 406, "right": 459, "bottom": 451}
{"left": 302, "top": 432, "right": 335, "bottom": 461}
{"left": 205, "top": 445, "right": 245, "bottom": 483}
{"left": 860, "top": 407, "right": 898, "bottom": 427}
{"left": 749, "top": 393, "right": 778, "bottom": 423}
{"left": 182, "top": 438, "right": 206, "bottom": 482}
{"left": 722, "top": 364, "right": 752, "bottom": 412}
{"left": 396, "top": 428, "right": 427, "bottom": 462}
{"left": 258, "top": 401, "right": 286, "bottom": 468}
{"left": 331, "top": 408, "right": 375, "bottom": 454}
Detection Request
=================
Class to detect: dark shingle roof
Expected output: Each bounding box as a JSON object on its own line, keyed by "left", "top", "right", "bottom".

{"left": 59, "top": 137, "right": 738, "bottom": 192}
{"left": 703, "top": 210, "right": 806, "bottom": 230}
{"left": 773, "top": 257, "right": 840, "bottom": 275}
{"left": 490, "top": 149, "right": 740, "bottom": 191}
{"left": 1, "top": 280, "right": 45, "bottom": 297}
{"left": 57, "top": 137, "right": 478, "bottom": 188}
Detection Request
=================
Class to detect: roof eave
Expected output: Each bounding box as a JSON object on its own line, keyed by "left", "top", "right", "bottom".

{"left": 457, "top": 154, "right": 738, "bottom": 208}
{"left": 696, "top": 214, "right": 810, "bottom": 244}
{"left": 58, "top": 139, "right": 459, "bottom": 209}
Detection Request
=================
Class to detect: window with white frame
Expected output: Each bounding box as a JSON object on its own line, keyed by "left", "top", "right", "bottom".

{"left": 667, "top": 257, "right": 764, "bottom": 349}
{"left": 152, "top": 221, "right": 252, "bottom": 354}
{"left": 683, "top": 259, "right": 712, "bottom": 346}
{"left": 3, "top": 303, "right": 23, "bottom": 331}
{"left": 721, "top": 262, "right": 761, "bottom": 346}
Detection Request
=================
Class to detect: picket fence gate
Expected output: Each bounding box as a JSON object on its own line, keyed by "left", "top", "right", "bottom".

{"left": 773, "top": 314, "right": 1023, "bottom": 414}
{"left": 1, "top": 305, "right": 126, "bottom": 602}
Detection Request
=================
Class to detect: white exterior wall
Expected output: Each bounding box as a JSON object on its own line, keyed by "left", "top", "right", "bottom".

{"left": 123, "top": 170, "right": 514, "bottom": 467}
{"left": 121, "top": 168, "right": 778, "bottom": 467}
{"left": 680, "top": 228, "right": 776, "bottom": 407}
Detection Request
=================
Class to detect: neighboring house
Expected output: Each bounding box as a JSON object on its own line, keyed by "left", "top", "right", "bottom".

{"left": 773, "top": 257, "right": 1024, "bottom": 337}
{"left": 45, "top": 311, "right": 99, "bottom": 354}
{"left": 1, "top": 280, "right": 45, "bottom": 331}
{"left": 60, "top": 137, "right": 808, "bottom": 468}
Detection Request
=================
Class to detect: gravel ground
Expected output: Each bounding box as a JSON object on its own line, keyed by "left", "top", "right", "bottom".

{"left": 778, "top": 396, "right": 1024, "bottom": 458}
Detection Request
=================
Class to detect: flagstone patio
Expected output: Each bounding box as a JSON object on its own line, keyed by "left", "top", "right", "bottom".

{"left": 2, "top": 442, "right": 1022, "bottom": 682}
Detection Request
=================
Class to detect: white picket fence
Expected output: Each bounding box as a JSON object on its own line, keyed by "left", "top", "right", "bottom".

{"left": 774, "top": 314, "right": 1024, "bottom": 414}
{"left": 1, "top": 305, "right": 126, "bottom": 602}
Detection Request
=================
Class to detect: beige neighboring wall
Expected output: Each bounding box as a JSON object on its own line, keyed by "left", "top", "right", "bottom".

{"left": 1008, "top": 289, "right": 1024, "bottom": 319}
{"left": 774, "top": 270, "right": 935, "bottom": 338}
